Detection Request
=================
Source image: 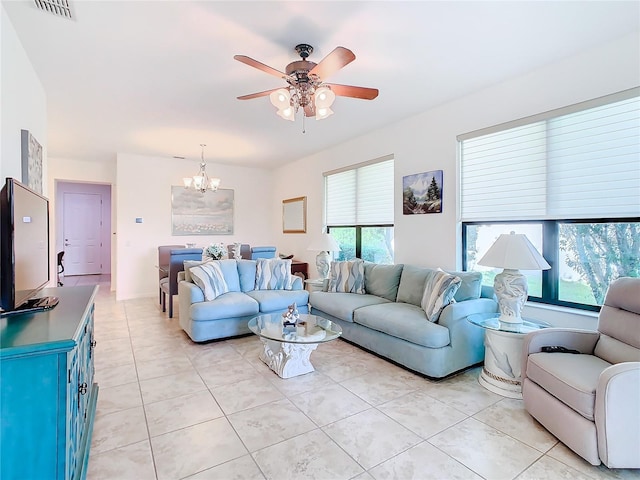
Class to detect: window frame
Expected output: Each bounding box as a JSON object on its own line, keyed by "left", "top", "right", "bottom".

{"left": 324, "top": 155, "right": 395, "bottom": 264}
{"left": 462, "top": 218, "right": 640, "bottom": 312}
{"left": 459, "top": 89, "right": 639, "bottom": 313}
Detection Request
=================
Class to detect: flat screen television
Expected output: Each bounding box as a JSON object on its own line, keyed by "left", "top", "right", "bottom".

{"left": 0, "top": 178, "right": 58, "bottom": 315}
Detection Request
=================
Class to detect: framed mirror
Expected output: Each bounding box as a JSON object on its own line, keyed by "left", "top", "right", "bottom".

{"left": 282, "top": 196, "right": 307, "bottom": 233}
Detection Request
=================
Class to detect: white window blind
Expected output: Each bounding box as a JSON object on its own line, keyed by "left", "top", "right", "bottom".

{"left": 460, "top": 89, "right": 640, "bottom": 221}
{"left": 325, "top": 156, "right": 394, "bottom": 226}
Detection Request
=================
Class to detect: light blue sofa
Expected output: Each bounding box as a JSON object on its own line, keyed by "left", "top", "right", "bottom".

{"left": 310, "top": 263, "right": 498, "bottom": 378}
{"left": 178, "top": 259, "right": 309, "bottom": 342}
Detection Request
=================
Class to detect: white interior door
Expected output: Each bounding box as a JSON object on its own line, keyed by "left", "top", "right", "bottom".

{"left": 63, "top": 192, "right": 102, "bottom": 275}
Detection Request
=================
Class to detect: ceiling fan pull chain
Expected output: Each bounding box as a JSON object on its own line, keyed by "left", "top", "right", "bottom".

{"left": 302, "top": 111, "right": 306, "bottom": 134}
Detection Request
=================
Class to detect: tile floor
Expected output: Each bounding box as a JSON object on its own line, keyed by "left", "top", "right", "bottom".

{"left": 79, "top": 276, "right": 639, "bottom": 480}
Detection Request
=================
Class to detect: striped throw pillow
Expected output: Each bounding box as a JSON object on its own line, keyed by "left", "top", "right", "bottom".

{"left": 329, "top": 260, "right": 365, "bottom": 294}
{"left": 255, "top": 258, "right": 292, "bottom": 290}
{"left": 421, "top": 269, "right": 461, "bottom": 322}
{"left": 189, "top": 261, "right": 229, "bottom": 301}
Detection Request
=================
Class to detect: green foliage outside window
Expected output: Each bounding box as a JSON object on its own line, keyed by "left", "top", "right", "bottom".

{"left": 329, "top": 226, "right": 394, "bottom": 264}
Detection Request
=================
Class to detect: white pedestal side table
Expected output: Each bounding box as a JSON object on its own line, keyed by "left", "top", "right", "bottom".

{"left": 248, "top": 313, "right": 342, "bottom": 379}
{"left": 467, "top": 313, "right": 550, "bottom": 399}
{"left": 304, "top": 278, "right": 326, "bottom": 293}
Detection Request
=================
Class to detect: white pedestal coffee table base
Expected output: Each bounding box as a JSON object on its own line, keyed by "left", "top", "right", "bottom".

{"left": 259, "top": 338, "right": 319, "bottom": 379}
{"left": 479, "top": 329, "right": 524, "bottom": 399}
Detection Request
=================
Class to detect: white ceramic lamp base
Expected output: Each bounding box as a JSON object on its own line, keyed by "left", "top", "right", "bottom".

{"left": 316, "top": 251, "right": 331, "bottom": 279}
{"left": 493, "top": 268, "right": 528, "bottom": 324}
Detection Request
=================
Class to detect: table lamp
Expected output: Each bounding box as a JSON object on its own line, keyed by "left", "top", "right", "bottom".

{"left": 477, "top": 231, "right": 550, "bottom": 324}
{"left": 307, "top": 233, "right": 341, "bottom": 279}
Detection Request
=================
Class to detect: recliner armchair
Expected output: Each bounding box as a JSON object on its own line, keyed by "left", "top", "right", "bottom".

{"left": 522, "top": 277, "right": 640, "bottom": 468}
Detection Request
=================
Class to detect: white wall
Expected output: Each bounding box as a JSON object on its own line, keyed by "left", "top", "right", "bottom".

{"left": 1, "top": 5, "right": 50, "bottom": 284}
{"left": 0, "top": 5, "right": 47, "bottom": 189}
{"left": 274, "top": 32, "right": 640, "bottom": 329}
{"left": 115, "top": 153, "right": 275, "bottom": 299}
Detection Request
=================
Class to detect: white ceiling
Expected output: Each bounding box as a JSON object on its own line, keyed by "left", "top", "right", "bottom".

{"left": 4, "top": 0, "right": 639, "bottom": 168}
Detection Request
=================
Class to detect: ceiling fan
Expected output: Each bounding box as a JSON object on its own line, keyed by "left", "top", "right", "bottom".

{"left": 234, "top": 44, "right": 379, "bottom": 121}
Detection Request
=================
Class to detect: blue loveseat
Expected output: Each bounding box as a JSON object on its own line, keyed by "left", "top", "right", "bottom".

{"left": 178, "top": 259, "right": 309, "bottom": 342}
{"left": 310, "top": 263, "right": 498, "bottom": 378}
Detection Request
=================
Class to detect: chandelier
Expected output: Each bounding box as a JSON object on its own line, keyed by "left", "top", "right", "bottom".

{"left": 183, "top": 144, "right": 221, "bottom": 193}
{"left": 269, "top": 84, "right": 336, "bottom": 121}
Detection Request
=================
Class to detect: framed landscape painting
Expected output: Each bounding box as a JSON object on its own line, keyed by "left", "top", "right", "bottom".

{"left": 21, "top": 129, "right": 43, "bottom": 194}
{"left": 403, "top": 170, "right": 443, "bottom": 214}
{"left": 171, "top": 186, "right": 234, "bottom": 235}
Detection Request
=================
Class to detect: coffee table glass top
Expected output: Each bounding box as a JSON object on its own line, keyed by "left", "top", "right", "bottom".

{"left": 467, "top": 313, "right": 550, "bottom": 334}
{"left": 248, "top": 313, "right": 342, "bottom": 344}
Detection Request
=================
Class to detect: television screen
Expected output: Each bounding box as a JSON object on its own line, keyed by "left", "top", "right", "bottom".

{"left": 1, "top": 178, "right": 55, "bottom": 313}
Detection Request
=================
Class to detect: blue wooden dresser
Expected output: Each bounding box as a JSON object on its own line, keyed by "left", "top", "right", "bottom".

{"left": 0, "top": 285, "right": 99, "bottom": 480}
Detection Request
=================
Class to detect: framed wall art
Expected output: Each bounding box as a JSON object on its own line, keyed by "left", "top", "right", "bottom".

{"left": 21, "top": 129, "right": 43, "bottom": 194}
{"left": 171, "top": 186, "right": 234, "bottom": 235}
{"left": 403, "top": 170, "right": 443, "bottom": 214}
{"left": 282, "top": 196, "right": 307, "bottom": 233}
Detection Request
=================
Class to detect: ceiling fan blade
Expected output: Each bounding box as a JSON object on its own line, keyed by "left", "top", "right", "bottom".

{"left": 234, "top": 55, "right": 285, "bottom": 79}
{"left": 309, "top": 47, "right": 355, "bottom": 80}
{"left": 326, "top": 83, "right": 379, "bottom": 100}
{"left": 237, "top": 88, "right": 282, "bottom": 100}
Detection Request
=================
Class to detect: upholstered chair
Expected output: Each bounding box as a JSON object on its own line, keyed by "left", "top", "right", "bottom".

{"left": 251, "top": 246, "right": 276, "bottom": 259}
{"left": 158, "top": 245, "right": 184, "bottom": 304}
{"left": 160, "top": 248, "right": 203, "bottom": 318}
{"left": 521, "top": 277, "right": 640, "bottom": 468}
{"left": 227, "top": 243, "right": 251, "bottom": 259}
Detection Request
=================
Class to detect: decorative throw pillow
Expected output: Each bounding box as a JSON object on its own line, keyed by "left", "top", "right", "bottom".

{"left": 189, "top": 261, "right": 229, "bottom": 301}
{"left": 329, "top": 259, "right": 365, "bottom": 294}
{"left": 421, "top": 269, "right": 461, "bottom": 322}
{"left": 255, "top": 258, "right": 292, "bottom": 290}
{"left": 183, "top": 260, "right": 206, "bottom": 283}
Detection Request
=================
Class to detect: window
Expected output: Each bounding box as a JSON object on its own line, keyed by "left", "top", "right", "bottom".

{"left": 325, "top": 155, "right": 394, "bottom": 263}
{"left": 460, "top": 89, "right": 640, "bottom": 310}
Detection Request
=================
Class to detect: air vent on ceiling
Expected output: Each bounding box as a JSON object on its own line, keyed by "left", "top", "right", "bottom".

{"left": 34, "top": 0, "right": 73, "bottom": 20}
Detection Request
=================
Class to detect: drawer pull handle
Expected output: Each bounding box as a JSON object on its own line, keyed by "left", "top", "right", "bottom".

{"left": 78, "top": 383, "right": 88, "bottom": 395}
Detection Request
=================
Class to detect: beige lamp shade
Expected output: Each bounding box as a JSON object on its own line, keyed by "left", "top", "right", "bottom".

{"left": 477, "top": 232, "right": 550, "bottom": 270}
{"left": 307, "top": 233, "right": 340, "bottom": 252}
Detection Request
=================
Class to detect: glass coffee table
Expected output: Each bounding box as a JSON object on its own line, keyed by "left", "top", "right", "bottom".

{"left": 467, "top": 313, "right": 550, "bottom": 399}
{"left": 248, "top": 313, "right": 342, "bottom": 378}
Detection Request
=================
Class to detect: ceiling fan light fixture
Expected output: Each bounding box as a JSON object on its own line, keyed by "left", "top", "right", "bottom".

{"left": 236, "top": 44, "right": 377, "bottom": 125}
{"left": 277, "top": 107, "right": 296, "bottom": 121}
{"left": 270, "top": 88, "right": 291, "bottom": 109}
{"left": 316, "top": 107, "right": 334, "bottom": 120}
{"left": 314, "top": 86, "right": 335, "bottom": 109}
